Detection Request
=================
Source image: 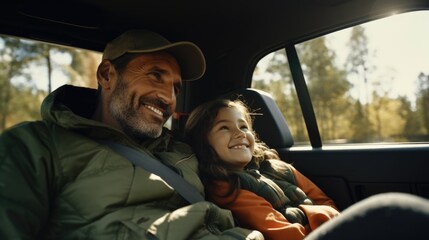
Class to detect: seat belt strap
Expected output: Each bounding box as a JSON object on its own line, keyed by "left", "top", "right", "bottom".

{"left": 98, "top": 140, "right": 204, "bottom": 204}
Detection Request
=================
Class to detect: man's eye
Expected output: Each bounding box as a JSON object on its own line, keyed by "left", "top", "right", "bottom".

{"left": 150, "top": 72, "right": 161, "bottom": 80}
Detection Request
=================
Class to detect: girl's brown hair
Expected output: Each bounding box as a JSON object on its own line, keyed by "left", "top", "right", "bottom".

{"left": 184, "top": 98, "right": 279, "bottom": 196}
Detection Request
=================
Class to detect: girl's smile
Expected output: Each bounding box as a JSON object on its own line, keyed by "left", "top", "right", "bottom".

{"left": 207, "top": 107, "right": 255, "bottom": 170}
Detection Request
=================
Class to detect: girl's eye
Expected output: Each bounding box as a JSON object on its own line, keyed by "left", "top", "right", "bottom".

{"left": 240, "top": 125, "right": 249, "bottom": 130}
{"left": 220, "top": 126, "right": 229, "bottom": 130}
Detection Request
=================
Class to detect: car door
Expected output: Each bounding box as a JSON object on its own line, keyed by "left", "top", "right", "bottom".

{"left": 249, "top": 10, "right": 429, "bottom": 211}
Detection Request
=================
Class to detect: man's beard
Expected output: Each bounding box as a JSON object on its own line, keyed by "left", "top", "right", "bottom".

{"left": 109, "top": 76, "right": 171, "bottom": 141}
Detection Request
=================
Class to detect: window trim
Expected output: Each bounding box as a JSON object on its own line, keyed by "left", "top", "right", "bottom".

{"left": 286, "top": 44, "right": 322, "bottom": 148}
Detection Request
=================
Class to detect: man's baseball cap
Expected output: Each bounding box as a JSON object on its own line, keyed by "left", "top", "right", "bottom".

{"left": 102, "top": 29, "right": 206, "bottom": 81}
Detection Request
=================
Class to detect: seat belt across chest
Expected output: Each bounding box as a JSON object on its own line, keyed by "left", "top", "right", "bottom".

{"left": 98, "top": 140, "right": 204, "bottom": 204}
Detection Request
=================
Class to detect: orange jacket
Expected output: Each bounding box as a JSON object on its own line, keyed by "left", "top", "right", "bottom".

{"left": 206, "top": 164, "right": 340, "bottom": 240}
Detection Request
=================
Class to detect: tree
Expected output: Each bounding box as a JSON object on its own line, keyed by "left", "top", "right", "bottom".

{"left": 0, "top": 36, "right": 42, "bottom": 130}
{"left": 349, "top": 100, "right": 373, "bottom": 142}
{"left": 399, "top": 96, "right": 422, "bottom": 141}
{"left": 346, "top": 26, "right": 373, "bottom": 105}
{"left": 416, "top": 72, "right": 429, "bottom": 135}
{"left": 67, "top": 50, "right": 100, "bottom": 88}
{"left": 0, "top": 35, "right": 101, "bottom": 131}
{"left": 345, "top": 26, "right": 376, "bottom": 142}
{"left": 297, "top": 37, "right": 351, "bottom": 141}
{"left": 369, "top": 91, "right": 406, "bottom": 141}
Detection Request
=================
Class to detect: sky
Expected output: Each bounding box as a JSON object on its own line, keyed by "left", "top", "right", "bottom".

{"left": 6, "top": 49, "right": 78, "bottom": 91}
{"left": 325, "top": 10, "right": 429, "bottom": 104}
{"left": 254, "top": 10, "right": 429, "bottom": 106}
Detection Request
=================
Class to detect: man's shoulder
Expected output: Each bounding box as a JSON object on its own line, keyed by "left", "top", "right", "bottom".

{"left": 0, "top": 120, "right": 76, "bottom": 146}
{"left": 2, "top": 120, "right": 48, "bottom": 135}
{"left": 160, "top": 128, "right": 194, "bottom": 153}
{"left": 169, "top": 138, "right": 193, "bottom": 152}
{"left": 0, "top": 120, "right": 53, "bottom": 151}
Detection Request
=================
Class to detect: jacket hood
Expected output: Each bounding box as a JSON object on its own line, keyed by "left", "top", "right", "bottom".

{"left": 40, "top": 85, "right": 136, "bottom": 145}
{"left": 41, "top": 85, "right": 101, "bottom": 129}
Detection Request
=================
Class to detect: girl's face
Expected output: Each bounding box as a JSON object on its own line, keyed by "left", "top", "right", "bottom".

{"left": 207, "top": 106, "right": 255, "bottom": 170}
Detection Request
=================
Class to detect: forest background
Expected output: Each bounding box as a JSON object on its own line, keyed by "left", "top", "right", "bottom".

{"left": 252, "top": 12, "right": 429, "bottom": 144}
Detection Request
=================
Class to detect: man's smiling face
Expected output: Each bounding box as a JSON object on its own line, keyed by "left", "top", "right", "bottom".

{"left": 108, "top": 52, "right": 182, "bottom": 140}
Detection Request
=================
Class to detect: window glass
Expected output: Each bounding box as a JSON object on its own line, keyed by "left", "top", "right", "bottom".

{"left": 0, "top": 34, "right": 101, "bottom": 131}
{"left": 252, "top": 50, "right": 310, "bottom": 145}
{"left": 253, "top": 11, "right": 429, "bottom": 145}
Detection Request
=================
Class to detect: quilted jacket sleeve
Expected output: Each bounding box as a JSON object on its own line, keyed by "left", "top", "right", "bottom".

{"left": 289, "top": 165, "right": 338, "bottom": 208}
{"left": 0, "top": 122, "right": 56, "bottom": 239}
{"left": 207, "top": 181, "right": 310, "bottom": 240}
{"left": 289, "top": 165, "right": 340, "bottom": 230}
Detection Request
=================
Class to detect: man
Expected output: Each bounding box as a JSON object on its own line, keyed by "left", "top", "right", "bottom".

{"left": 0, "top": 29, "right": 262, "bottom": 239}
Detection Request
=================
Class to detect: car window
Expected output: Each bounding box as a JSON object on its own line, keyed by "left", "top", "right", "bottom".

{"left": 252, "top": 49, "right": 310, "bottom": 145}
{"left": 252, "top": 10, "right": 429, "bottom": 145}
{"left": 0, "top": 34, "right": 101, "bottom": 132}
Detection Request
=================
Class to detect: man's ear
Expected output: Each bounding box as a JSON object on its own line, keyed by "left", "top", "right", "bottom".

{"left": 96, "top": 60, "right": 115, "bottom": 90}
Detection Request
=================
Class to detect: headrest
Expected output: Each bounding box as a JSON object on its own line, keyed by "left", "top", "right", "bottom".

{"left": 223, "top": 88, "right": 294, "bottom": 148}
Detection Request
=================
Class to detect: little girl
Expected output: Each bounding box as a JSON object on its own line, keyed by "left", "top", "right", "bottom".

{"left": 184, "top": 98, "right": 340, "bottom": 240}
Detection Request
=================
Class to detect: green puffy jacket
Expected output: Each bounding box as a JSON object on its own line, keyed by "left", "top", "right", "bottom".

{"left": 0, "top": 85, "right": 263, "bottom": 240}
